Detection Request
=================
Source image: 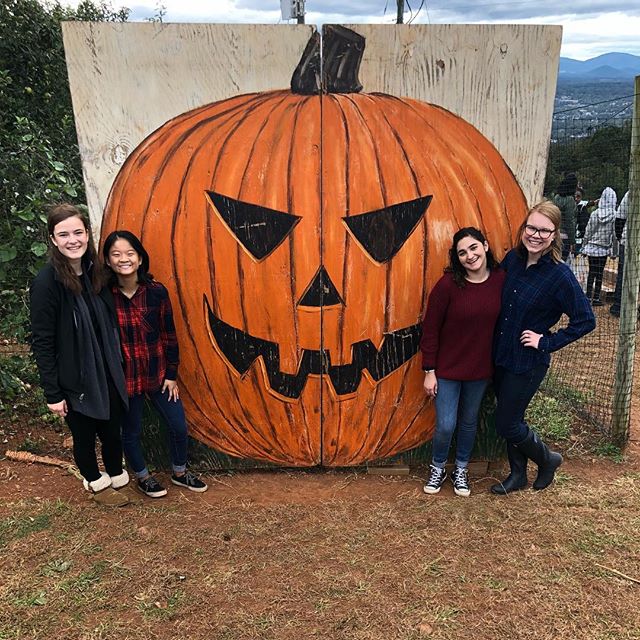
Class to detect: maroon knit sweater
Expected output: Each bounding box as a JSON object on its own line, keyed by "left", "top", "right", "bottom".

{"left": 420, "top": 269, "right": 505, "bottom": 380}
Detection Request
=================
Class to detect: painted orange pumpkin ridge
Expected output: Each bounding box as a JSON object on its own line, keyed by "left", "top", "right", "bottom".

{"left": 102, "top": 26, "right": 527, "bottom": 466}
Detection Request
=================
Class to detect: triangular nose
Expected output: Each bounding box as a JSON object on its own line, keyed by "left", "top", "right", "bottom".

{"left": 298, "top": 266, "right": 343, "bottom": 307}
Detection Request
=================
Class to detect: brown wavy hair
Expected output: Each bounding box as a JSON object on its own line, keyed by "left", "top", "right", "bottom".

{"left": 47, "top": 203, "right": 103, "bottom": 294}
{"left": 446, "top": 227, "right": 497, "bottom": 288}
{"left": 515, "top": 200, "right": 563, "bottom": 263}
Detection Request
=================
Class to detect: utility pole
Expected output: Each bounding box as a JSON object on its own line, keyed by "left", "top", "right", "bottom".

{"left": 397, "top": 0, "right": 404, "bottom": 23}
{"left": 280, "top": 0, "right": 305, "bottom": 23}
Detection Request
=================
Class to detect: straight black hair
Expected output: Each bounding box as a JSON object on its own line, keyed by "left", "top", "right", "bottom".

{"left": 102, "top": 230, "right": 154, "bottom": 285}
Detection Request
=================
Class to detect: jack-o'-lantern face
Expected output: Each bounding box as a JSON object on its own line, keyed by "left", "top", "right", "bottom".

{"left": 102, "top": 26, "right": 526, "bottom": 467}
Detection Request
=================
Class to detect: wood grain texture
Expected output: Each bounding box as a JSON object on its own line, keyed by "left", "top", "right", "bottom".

{"left": 63, "top": 23, "right": 560, "bottom": 229}
{"left": 347, "top": 24, "right": 562, "bottom": 208}
{"left": 66, "top": 23, "right": 558, "bottom": 466}
{"left": 62, "top": 22, "right": 315, "bottom": 231}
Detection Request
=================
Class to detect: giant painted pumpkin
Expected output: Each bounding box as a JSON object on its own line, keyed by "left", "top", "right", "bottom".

{"left": 101, "top": 26, "right": 527, "bottom": 467}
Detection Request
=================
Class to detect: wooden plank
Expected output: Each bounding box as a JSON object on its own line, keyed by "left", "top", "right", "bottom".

{"left": 612, "top": 75, "right": 640, "bottom": 444}
{"left": 347, "top": 24, "right": 562, "bottom": 208}
{"left": 367, "top": 465, "right": 411, "bottom": 476}
{"left": 62, "top": 22, "right": 315, "bottom": 230}
{"left": 62, "top": 23, "right": 561, "bottom": 467}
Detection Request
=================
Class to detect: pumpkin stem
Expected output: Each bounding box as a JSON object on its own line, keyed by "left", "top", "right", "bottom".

{"left": 291, "top": 25, "right": 364, "bottom": 95}
{"left": 291, "top": 31, "right": 322, "bottom": 95}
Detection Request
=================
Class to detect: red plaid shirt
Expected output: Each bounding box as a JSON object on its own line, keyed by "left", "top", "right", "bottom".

{"left": 112, "top": 281, "right": 179, "bottom": 396}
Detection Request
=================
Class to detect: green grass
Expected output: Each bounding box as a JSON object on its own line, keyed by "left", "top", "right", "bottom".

{"left": 0, "top": 500, "right": 70, "bottom": 548}
{"left": 526, "top": 393, "right": 572, "bottom": 441}
{"left": 594, "top": 442, "right": 624, "bottom": 462}
{"left": 0, "top": 512, "right": 51, "bottom": 548}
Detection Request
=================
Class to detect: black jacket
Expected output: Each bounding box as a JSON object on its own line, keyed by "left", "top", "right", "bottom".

{"left": 30, "top": 263, "right": 118, "bottom": 404}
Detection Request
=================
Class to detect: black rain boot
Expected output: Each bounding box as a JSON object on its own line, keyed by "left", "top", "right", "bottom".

{"left": 490, "top": 442, "right": 528, "bottom": 495}
{"left": 515, "top": 430, "right": 563, "bottom": 490}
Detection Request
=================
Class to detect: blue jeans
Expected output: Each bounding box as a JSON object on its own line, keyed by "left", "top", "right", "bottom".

{"left": 122, "top": 390, "right": 188, "bottom": 478}
{"left": 493, "top": 364, "right": 548, "bottom": 443}
{"left": 431, "top": 378, "right": 489, "bottom": 469}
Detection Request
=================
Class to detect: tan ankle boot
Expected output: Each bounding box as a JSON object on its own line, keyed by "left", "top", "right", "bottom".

{"left": 92, "top": 486, "right": 130, "bottom": 507}
{"left": 83, "top": 472, "right": 129, "bottom": 507}
{"left": 116, "top": 484, "right": 144, "bottom": 505}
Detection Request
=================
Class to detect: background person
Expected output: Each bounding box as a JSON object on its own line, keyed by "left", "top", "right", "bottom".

{"left": 610, "top": 190, "right": 629, "bottom": 317}
{"left": 30, "top": 204, "right": 130, "bottom": 506}
{"left": 491, "top": 200, "right": 595, "bottom": 495}
{"left": 575, "top": 187, "right": 591, "bottom": 253}
{"left": 553, "top": 172, "right": 578, "bottom": 261}
{"left": 103, "top": 230, "right": 208, "bottom": 498}
{"left": 420, "top": 228, "right": 505, "bottom": 497}
{"left": 582, "top": 187, "right": 617, "bottom": 306}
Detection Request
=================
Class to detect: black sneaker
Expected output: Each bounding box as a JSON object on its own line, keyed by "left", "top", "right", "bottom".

{"left": 452, "top": 466, "right": 471, "bottom": 497}
{"left": 137, "top": 475, "right": 167, "bottom": 498}
{"left": 171, "top": 471, "right": 208, "bottom": 493}
{"left": 423, "top": 464, "right": 447, "bottom": 494}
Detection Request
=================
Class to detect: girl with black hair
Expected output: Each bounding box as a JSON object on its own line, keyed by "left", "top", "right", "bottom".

{"left": 420, "top": 228, "right": 505, "bottom": 496}
{"left": 30, "top": 204, "right": 130, "bottom": 506}
{"left": 103, "top": 230, "right": 207, "bottom": 498}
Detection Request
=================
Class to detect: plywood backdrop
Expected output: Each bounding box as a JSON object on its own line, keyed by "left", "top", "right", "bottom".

{"left": 63, "top": 23, "right": 561, "bottom": 467}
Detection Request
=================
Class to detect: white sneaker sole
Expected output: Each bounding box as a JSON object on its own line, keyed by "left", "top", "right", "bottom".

{"left": 423, "top": 484, "right": 444, "bottom": 494}
{"left": 453, "top": 487, "right": 471, "bottom": 497}
{"left": 137, "top": 486, "right": 167, "bottom": 498}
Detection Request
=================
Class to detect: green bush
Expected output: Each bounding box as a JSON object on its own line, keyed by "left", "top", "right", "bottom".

{"left": 0, "top": 1, "right": 129, "bottom": 341}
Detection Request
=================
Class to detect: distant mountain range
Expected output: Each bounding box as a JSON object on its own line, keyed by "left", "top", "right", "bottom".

{"left": 559, "top": 53, "right": 640, "bottom": 80}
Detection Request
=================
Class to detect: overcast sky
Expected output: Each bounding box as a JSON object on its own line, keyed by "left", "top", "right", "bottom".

{"left": 64, "top": 0, "right": 640, "bottom": 60}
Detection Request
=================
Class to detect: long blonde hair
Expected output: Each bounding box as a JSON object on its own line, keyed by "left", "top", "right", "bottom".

{"left": 515, "top": 200, "right": 563, "bottom": 263}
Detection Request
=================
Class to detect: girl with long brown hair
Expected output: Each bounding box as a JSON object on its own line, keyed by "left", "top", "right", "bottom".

{"left": 30, "top": 204, "right": 130, "bottom": 506}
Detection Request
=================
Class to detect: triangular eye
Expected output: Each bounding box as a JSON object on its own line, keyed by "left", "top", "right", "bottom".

{"left": 343, "top": 195, "right": 432, "bottom": 263}
{"left": 207, "top": 191, "right": 301, "bottom": 260}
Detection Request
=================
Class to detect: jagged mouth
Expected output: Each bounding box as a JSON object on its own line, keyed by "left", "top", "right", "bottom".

{"left": 205, "top": 297, "right": 421, "bottom": 399}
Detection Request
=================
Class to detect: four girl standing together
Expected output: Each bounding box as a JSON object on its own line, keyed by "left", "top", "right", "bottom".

{"left": 31, "top": 198, "right": 596, "bottom": 503}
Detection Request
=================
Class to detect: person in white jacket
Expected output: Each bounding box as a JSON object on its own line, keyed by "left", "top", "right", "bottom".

{"left": 582, "top": 187, "right": 617, "bottom": 306}
{"left": 610, "top": 191, "right": 629, "bottom": 317}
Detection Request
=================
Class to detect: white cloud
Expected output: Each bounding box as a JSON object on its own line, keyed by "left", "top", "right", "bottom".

{"left": 58, "top": 0, "right": 640, "bottom": 59}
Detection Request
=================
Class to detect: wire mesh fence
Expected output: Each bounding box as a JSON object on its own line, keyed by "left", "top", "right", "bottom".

{"left": 542, "top": 114, "right": 635, "bottom": 439}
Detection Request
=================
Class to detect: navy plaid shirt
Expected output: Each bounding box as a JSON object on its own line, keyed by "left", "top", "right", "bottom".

{"left": 494, "top": 249, "right": 595, "bottom": 373}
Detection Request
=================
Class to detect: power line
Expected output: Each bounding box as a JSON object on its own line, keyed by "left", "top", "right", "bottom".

{"left": 596, "top": 102, "right": 634, "bottom": 127}
{"left": 553, "top": 93, "right": 637, "bottom": 116}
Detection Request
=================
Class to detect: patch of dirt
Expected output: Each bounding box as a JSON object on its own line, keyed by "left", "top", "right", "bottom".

{"left": 2, "top": 330, "right": 640, "bottom": 639}
{"left": 2, "top": 444, "right": 640, "bottom": 640}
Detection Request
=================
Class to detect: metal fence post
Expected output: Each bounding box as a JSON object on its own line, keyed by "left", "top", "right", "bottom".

{"left": 612, "top": 75, "right": 640, "bottom": 444}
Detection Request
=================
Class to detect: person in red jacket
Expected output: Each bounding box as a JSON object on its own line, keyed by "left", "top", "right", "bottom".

{"left": 420, "top": 228, "right": 505, "bottom": 496}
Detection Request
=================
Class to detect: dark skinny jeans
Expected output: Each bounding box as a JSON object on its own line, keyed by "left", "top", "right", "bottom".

{"left": 65, "top": 384, "right": 124, "bottom": 482}
{"left": 493, "top": 364, "right": 548, "bottom": 443}
{"left": 586, "top": 255, "right": 607, "bottom": 302}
